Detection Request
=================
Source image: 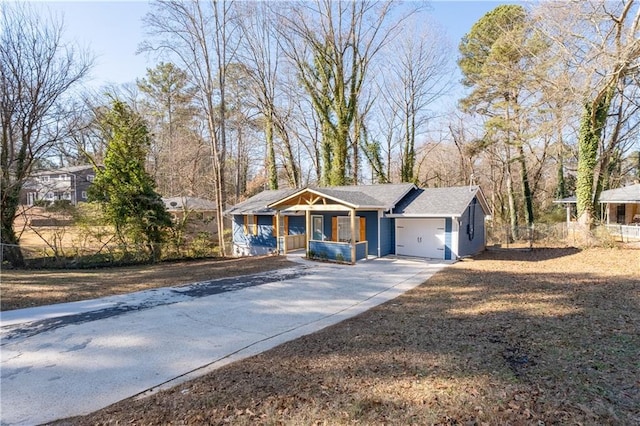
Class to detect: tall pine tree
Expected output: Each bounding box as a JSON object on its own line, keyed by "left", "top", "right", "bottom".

{"left": 89, "top": 100, "right": 172, "bottom": 261}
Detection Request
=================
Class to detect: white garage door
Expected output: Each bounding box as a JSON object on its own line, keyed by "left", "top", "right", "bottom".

{"left": 396, "top": 218, "right": 445, "bottom": 259}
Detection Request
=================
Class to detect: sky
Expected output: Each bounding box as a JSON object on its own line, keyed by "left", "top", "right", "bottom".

{"left": 39, "top": 0, "right": 517, "bottom": 90}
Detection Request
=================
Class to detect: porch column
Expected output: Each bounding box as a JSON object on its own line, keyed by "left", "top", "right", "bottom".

{"left": 275, "top": 211, "right": 281, "bottom": 255}
{"left": 305, "top": 209, "right": 311, "bottom": 254}
{"left": 350, "top": 208, "right": 356, "bottom": 264}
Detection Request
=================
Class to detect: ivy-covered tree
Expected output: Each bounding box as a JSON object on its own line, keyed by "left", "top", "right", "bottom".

{"left": 89, "top": 100, "right": 172, "bottom": 261}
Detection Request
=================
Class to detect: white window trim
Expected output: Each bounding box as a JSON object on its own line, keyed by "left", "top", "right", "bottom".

{"left": 311, "top": 215, "right": 324, "bottom": 241}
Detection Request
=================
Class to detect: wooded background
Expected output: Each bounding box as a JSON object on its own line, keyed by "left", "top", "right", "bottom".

{"left": 2, "top": 1, "right": 639, "bottom": 265}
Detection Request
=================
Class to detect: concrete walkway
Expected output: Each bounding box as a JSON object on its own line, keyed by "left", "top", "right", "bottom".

{"left": 1, "top": 256, "right": 450, "bottom": 425}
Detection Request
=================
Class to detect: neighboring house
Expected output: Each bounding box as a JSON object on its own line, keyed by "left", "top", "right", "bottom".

{"left": 224, "top": 184, "right": 490, "bottom": 263}
{"left": 555, "top": 183, "right": 640, "bottom": 225}
{"left": 554, "top": 183, "right": 640, "bottom": 240}
{"left": 600, "top": 183, "right": 640, "bottom": 225}
{"left": 163, "top": 196, "right": 218, "bottom": 222}
{"left": 21, "top": 165, "right": 97, "bottom": 206}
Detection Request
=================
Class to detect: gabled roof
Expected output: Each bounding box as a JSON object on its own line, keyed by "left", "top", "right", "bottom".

{"left": 599, "top": 184, "right": 640, "bottom": 203}
{"left": 271, "top": 183, "right": 416, "bottom": 210}
{"left": 389, "top": 186, "right": 489, "bottom": 217}
{"left": 225, "top": 184, "right": 488, "bottom": 217}
{"left": 223, "top": 188, "right": 300, "bottom": 216}
{"left": 163, "top": 197, "right": 217, "bottom": 211}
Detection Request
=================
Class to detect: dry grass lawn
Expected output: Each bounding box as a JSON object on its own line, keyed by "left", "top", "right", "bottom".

{"left": 37, "top": 247, "right": 639, "bottom": 425}
{"left": 0, "top": 256, "right": 295, "bottom": 311}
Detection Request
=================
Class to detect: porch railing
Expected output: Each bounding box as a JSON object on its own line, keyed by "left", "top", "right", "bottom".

{"left": 308, "top": 240, "right": 368, "bottom": 263}
{"left": 604, "top": 224, "right": 640, "bottom": 241}
{"left": 281, "top": 234, "right": 305, "bottom": 253}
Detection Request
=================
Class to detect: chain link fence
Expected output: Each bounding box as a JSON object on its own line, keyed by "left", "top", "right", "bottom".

{"left": 486, "top": 222, "right": 636, "bottom": 248}
{"left": 1, "top": 235, "right": 229, "bottom": 268}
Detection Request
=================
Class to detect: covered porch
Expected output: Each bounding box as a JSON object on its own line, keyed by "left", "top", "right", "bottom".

{"left": 269, "top": 188, "right": 375, "bottom": 264}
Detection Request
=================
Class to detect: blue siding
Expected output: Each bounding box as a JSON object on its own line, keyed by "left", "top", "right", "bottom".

{"left": 380, "top": 217, "right": 394, "bottom": 256}
{"left": 309, "top": 240, "right": 351, "bottom": 262}
{"left": 232, "top": 214, "right": 276, "bottom": 256}
{"left": 287, "top": 215, "right": 305, "bottom": 235}
{"left": 445, "top": 218, "right": 452, "bottom": 260}
{"left": 458, "top": 197, "right": 486, "bottom": 257}
{"left": 355, "top": 241, "right": 368, "bottom": 260}
{"left": 360, "top": 211, "right": 378, "bottom": 255}
{"left": 232, "top": 215, "right": 245, "bottom": 244}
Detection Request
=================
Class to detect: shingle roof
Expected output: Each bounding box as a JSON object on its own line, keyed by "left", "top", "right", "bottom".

{"left": 599, "top": 184, "right": 640, "bottom": 203}
{"left": 223, "top": 188, "right": 300, "bottom": 215}
{"left": 553, "top": 195, "right": 577, "bottom": 204}
{"left": 31, "top": 165, "right": 95, "bottom": 175}
{"left": 225, "top": 184, "right": 486, "bottom": 217}
{"left": 391, "top": 186, "right": 485, "bottom": 217}
{"left": 163, "top": 197, "right": 217, "bottom": 211}
{"left": 306, "top": 183, "right": 415, "bottom": 209}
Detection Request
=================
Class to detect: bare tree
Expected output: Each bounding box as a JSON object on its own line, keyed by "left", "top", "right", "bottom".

{"left": 142, "top": 0, "right": 243, "bottom": 255}
{"left": 137, "top": 62, "right": 198, "bottom": 197}
{"left": 376, "top": 17, "right": 454, "bottom": 183}
{"left": 276, "top": 0, "right": 413, "bottom": 186}
{"left": 1, "top": 3, "right": 92, "bottom": 267}
{"left": 536, "top": 0, "right": 640, "bottom": 224}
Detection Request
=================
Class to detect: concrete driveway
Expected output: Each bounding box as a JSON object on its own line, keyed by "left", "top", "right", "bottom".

{"left": 1, "top": 256, "right": 450, "bottom": 425}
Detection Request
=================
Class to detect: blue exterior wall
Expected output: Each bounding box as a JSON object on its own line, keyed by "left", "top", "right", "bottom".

{"left": 309, "top": 210, "right": 379, "bottom": 256}
{"left": 309, "top": 240, "right": 352, "bottom": 262}
{"left": 458, "top": 197, "right": 486, "bottom": 257}
{"left": 288, "top": 215, "right": 305, "bottom": 235}
{"left": 361, "top": 211, "right": 378, "bottom": 256}
{"left": 232, "top": 210, "right": 395, "bottom": 260}
{"left": 232, "top": 214, "right": 276, "bottom": 256}
{"left": 444, "top": 218, "right": 452, "bottom": 260}
{"left": 380, "top": 217, "right": 394, "bottom": 256}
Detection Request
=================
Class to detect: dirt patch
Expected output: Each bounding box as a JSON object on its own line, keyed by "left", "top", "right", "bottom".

{"left": 54, "top": 247, "right": 640, "bottom": 425}
{"left": 0, "top": 256, "right": 295, "bottom": 311}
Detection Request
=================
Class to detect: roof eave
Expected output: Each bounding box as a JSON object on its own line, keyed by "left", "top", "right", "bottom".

{"left": 386, "top": 213, "right": 462, "bottom": 218}
{"left": 268, "top": 187, "right": 361, "bottom": 209}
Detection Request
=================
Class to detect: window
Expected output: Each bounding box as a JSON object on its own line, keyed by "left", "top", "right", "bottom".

{"left": 87, "top": 174, "right": 95, "bottom": 182}
{"left": 59, "top": 174, "right": 70, "bottom": 181}
{"left": 332, "top": 216, "right": 366, "bottom": 242}
{"left": 40, "top": 176, "right": 50, "bottom": 182}
{"left": 81, "top": 191, "right": 87, "bottom": 200}
{"left": 45, "top": 192, "right": 54, "bottom": 200}
{"left": 244, "top": 214, "right": 257, "bottom": 235}
{"left": 311, "top": 215, "right": 324, "bottom": 241}
{"left": 337, "top": 217, "right": 360, "bottom": 242}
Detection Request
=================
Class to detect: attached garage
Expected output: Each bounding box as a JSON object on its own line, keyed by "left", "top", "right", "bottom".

{"left": 395, "top": 218, "right": 446, "bottom": 259}
{"left": 389, "top": 186, "right": 489, "bottom": 260}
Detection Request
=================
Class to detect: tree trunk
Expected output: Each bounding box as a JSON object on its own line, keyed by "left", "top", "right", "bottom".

{"left": 0, "top": 186, "right": 25, "bottom": 267}
{"left": 576, "top": 90, "right": 612, "bottom": 226}
{"left": 518, "top": 145, "right": 534, "bottom": 225}
{"left": 505, "top": 147, "right": 518, "bottom": 241}
{"left": 265, "top": 113, "right": 278, "bottom": 190}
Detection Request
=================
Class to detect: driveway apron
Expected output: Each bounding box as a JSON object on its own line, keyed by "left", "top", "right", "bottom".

{"left": 1, "top": 256, "right": 450, "bottom": 425}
